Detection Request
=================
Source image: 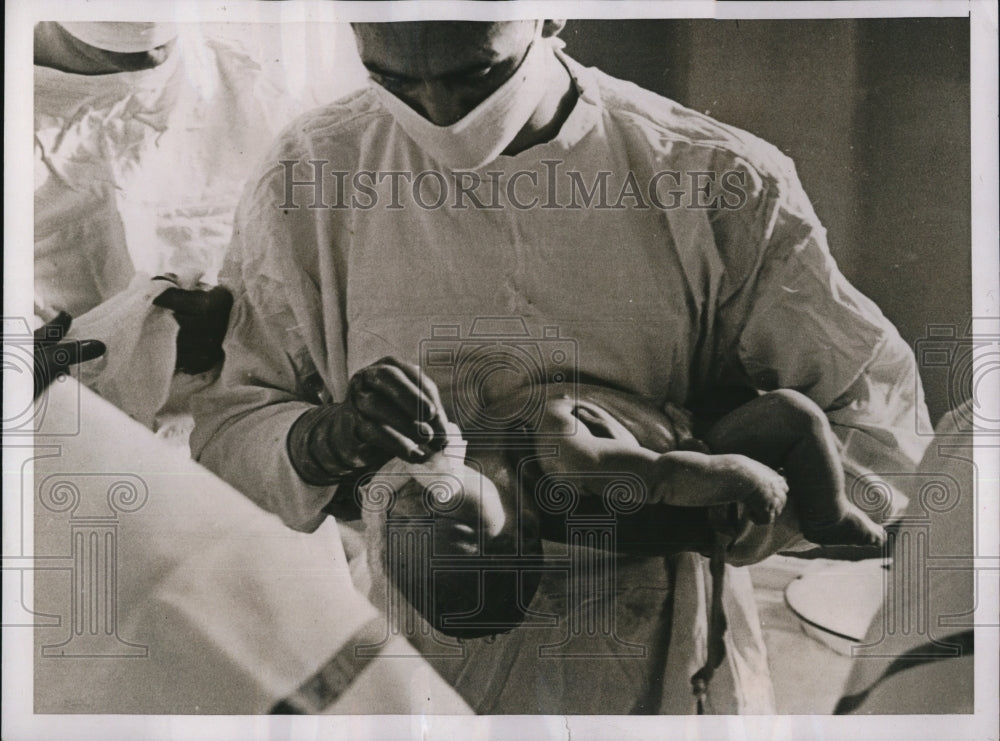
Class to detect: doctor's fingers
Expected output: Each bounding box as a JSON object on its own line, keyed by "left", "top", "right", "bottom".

{"left": 349, "top": 413, "right": 432, "bottom": 464}
{"left": 364, "top": 357, "right": 447, "bottom": 415}
{"left": 40, "top": 339, "right": 107, "bottom": 369}
{"left": 34, "top": 311, "right": 73, "bottom": 344}
{"left": 352, "top": 361, "right": 449, "bottom": 438}
{"left": 353, "top": 387, "right": 439, "bottom": 443}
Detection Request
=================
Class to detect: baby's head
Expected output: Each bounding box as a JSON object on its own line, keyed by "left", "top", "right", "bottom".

{"left": 369, "top": 444, "right": 543, "bottom": 639}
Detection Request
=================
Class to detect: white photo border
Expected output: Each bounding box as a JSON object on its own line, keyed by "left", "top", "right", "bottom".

{"left": 4, "top": 1, "right": 997, "bottom": 740}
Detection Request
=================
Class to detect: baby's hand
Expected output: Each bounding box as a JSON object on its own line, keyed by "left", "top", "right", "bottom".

{"left": 711, "top": 454, "right": 788, "bottom": 524}
{"left": 536, "top": 397, "right": 644, "bottom": 474}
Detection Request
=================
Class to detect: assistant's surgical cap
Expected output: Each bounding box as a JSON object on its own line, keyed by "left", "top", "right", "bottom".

{"left": 58, "top": 22, "right": 178, "bottom": 53}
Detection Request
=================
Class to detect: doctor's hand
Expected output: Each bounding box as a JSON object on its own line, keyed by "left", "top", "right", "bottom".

{"left": 152, "top": 284, "right": 233, "bottom": 374}
{"left": 287, "top": 357, "right": 450, "bottom": 485}
{"left": 33, "top": 312, "right": 106, "bottom": 399}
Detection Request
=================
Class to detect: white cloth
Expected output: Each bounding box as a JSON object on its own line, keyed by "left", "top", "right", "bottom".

{"left": 64, "top": 273, "right": 179, "bottom": 428}
{"left": 34, "top": 31, "right": 298, "bottom": 420}
{"left": 191, "top": 51, "right": 932, "bottom": 713}
{"left": 32, "top": 379, "right": 471, "bottom": 715}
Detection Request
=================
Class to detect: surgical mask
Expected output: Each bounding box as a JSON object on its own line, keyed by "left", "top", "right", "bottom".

{"left": 58, "top": 22, "right": 178, "bottom": 53}
{"left": 371, "top": 31, "right": 563, "bottom": 170}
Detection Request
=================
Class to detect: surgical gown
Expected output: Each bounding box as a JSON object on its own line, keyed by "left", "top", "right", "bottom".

{"left": 192, "top": 51, "right": 931, "bottom": 713}
{"left": 34, "top": 32, "right": 296, "bottom": 423}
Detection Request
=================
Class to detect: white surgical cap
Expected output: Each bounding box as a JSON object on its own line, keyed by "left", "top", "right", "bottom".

{"left": 58, "top": 22, "right": 178, "bottom": 53}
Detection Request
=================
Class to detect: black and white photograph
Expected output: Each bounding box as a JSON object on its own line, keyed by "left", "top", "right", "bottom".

{"left": 3, "top": 1, "right": 998, "bottom": 739}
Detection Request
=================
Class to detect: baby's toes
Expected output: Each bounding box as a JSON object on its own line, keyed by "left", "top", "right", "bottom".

{"left": 746, "top": 487, "right": 787, "bottom": 524}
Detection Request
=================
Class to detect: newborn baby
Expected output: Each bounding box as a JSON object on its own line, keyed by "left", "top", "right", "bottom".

{"left": 369, "top": 383, "right": 883, "bottom": 638}
{"left": 525, "top": 383, "right": 885, "bottom": 548}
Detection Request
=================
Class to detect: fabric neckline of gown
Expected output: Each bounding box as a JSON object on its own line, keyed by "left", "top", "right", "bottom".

{"left": 482, "top": 49, "right": 602, "bottom": 173}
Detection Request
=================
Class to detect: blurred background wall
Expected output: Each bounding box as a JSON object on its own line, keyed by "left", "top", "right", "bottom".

{"left": 205, "top": 22, "right": 369, "bottom": 107}
{"left": 563, "top": 18, "right": 971, "bottom": 425}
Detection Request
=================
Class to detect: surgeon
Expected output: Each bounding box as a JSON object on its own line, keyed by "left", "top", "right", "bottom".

{"left": 33, "top": 21, "right": 291, "bottom": 431}
{"left": 192, "top": 20, "right": 931, "bottom": 713}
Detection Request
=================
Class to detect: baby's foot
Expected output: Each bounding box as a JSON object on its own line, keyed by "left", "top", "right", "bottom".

{"left": 744, "top": 476, "right": 788, "bottom": 525}
{"left": 800, "top": 504, "right": 886, "bottom": 547}
{"left": 714, "top": 454, "right": 788, "bottom": 524}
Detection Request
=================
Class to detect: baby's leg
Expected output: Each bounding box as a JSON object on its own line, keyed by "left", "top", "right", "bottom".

{"left": 702, "top": 389, "right": 885, "bottom": 547}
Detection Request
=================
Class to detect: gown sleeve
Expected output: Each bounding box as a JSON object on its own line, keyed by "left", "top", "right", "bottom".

{"left": 709, "top": 153, "right": 932, "bottom": 560}
{"left": 190, "top": 154, "right": 341, "bottom": 533}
